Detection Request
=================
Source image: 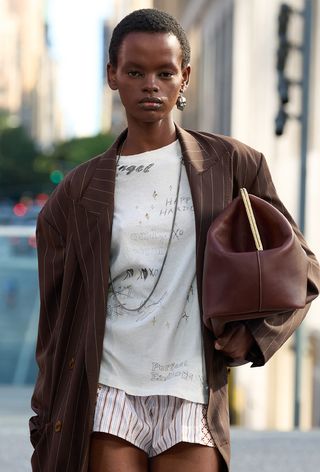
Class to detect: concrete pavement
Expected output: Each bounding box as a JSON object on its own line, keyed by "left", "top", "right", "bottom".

{"left": 0, "top": 386, "right": 33, "bottom": 471}
{"left": 230, "top": 428, "right": 320, "bottom": 471}
{"left": 0, "top": 386, "right": 319, "bottom": 471}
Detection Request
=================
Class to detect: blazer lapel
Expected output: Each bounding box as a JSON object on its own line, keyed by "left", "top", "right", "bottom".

{"left": 176, "top": 126, "right": 216, "bottom": 173}
{"left": 76, "top": 130, "right": 127, "bottom": 214}
{"left": 71, "top": 128, "right": 128, "bottom": 293}
{"left": 175, "top": 123, "right": 233, "bottom": 226}
{"left": 176, "top": 125, "right": 233, "bottom": 389}
{"left": 70, "top": 131, "right": 128, "bottom": 402}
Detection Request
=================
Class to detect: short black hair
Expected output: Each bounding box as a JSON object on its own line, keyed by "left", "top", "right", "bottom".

{"left": 109, "top": 8, "right": 191, "bottom": 68}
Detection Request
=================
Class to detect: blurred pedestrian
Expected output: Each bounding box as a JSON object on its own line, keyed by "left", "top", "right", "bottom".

{"left": 29, "top": 8, "right": 320, "bottom": 472}
{"left": 3, "top": 277, "right": 18, "bottom": 309}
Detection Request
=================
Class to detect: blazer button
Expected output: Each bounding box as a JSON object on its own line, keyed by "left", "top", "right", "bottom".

{"left": 55, "top": 420, "right": 62, "bottom": 432}
{"left": 69, "top": 357, "right": 75, "bottom": 369}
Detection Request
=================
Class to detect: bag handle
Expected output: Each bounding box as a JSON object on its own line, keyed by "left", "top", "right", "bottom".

{"left": 240, "top": 188, "right": 264, "bottom": 251}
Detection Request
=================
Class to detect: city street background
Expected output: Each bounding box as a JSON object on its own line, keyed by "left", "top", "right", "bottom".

{"left": 1, "top": 0, "right": 320, "bottom": 470}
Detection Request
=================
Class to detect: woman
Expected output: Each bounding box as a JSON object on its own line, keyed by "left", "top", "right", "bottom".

{"left": 29, "top": 8, "right": 320, "bottom": 472}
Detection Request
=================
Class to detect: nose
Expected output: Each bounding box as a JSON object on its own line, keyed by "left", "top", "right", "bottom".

{"left": 142, "top": 74, "right": 159, "bottom": 93}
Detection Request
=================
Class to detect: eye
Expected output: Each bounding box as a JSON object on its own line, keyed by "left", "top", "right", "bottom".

{"left": 128, "top": 71, "right": 143, "bottom": 78}
{"left": 159, "top": 72, "right": 174, "bottom": 78}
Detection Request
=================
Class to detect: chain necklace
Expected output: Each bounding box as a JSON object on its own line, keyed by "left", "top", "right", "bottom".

{"left": 109, "top": 139, "right": 183, "bottom": 312}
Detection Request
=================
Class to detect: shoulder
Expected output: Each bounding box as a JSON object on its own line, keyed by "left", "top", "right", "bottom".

{"left": 182, "top": 128, "right": 272, "bottom": 193}
{"left": 184, "top": 129, "right": 267, "bottom": 187}
{"left": 185, "top": 129, "right": 263, "bottom": 163}
{"left": 36, "top": 154, "right": 101, "bottom": 236}
{"left": 38, "top": 135, "right": 120, "bottom": 234}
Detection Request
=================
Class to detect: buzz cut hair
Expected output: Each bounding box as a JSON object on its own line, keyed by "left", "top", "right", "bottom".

{"left": 109, "top": 8, "right": 191, "bottom": 68}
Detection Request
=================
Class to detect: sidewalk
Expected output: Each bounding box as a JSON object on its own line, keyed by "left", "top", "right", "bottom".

{"left": 0, "top": 386, "right": 33, "bottom": 471}
{"left": 0, "top": 386, "right": 319, "bottom": 471}
{"left": 230, "top": 428, "right": 320, "bottom": 471}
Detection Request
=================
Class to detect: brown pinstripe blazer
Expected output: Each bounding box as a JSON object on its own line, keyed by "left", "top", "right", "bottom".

{"left": 29, "top": 125, "right": 320, "bottom": 471}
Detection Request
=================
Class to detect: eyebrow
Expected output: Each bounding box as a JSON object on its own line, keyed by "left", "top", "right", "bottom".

{"left": 124, "top": 61, "right": 178, "bottom": 70}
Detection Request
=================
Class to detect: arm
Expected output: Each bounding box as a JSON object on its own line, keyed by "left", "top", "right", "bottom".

{"left": 215, "top": 153, "right": 320, "bottom": 367}
{"left": 243, "top": 153, "right": 319, "bottom": 366}
{"left": 29, "top": 210, "right": 66, "bottom": 447}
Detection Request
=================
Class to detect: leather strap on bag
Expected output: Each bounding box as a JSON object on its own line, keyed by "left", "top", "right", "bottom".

{"left": 240, "top": 188, "right": 264, "bottom": 251}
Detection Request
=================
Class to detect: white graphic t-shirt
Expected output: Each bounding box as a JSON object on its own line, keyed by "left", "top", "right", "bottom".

{"left": 98, "top": 139, "right": 208, "bottom": 404}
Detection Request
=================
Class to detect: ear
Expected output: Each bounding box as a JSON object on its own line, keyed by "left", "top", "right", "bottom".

{"left": 181, "top": 64, "right": 191, "bottom": 91}
{"left": 107, "top": 63, "right": 118, "bottom": 90}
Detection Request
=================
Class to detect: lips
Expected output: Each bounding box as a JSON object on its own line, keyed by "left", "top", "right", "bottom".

{"left": 138, "top": 97, "right": 164, "bottom": 112}
{"left": 139, "top": 97, "right": 163, "bottom": 104}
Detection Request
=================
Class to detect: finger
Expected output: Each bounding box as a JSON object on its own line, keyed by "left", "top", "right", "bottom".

{"left": 217, "top": 325, "right": 253, "bottom": 358}
{"left": 214, "top": 323, "right": 242, "bottom": 350}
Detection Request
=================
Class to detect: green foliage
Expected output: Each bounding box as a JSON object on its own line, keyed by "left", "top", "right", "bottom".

{"left": 0, "top": 124, "right": 46, "bottom": 199}
{"left": 48, "top": 133, "right": 115, "bottom": 169}
{"left": 0, "top": 110, "right": 10, "bottom": 130}
{"left": 0, "top": 119, "right": 115, "bottom": 200}
{"left": 34, "top": 133, "right": 115, "bottom": 180}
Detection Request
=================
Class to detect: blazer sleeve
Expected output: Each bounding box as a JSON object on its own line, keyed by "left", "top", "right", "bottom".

{"left": 243, "top": 153, "right": 320, "bottom": 367}
{"left": 29, "top": 210, "right": 65, "bottom": 447}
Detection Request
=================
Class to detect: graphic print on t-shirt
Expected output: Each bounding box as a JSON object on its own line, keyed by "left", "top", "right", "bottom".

{"left": 108, "top": 151, "right": 193, "bottom": 319}
{"left": 99, "top": 140, "right": 208, "bottom": 404}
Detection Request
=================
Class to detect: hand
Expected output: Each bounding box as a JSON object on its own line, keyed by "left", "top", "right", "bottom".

{"left": 214, "top": 322, "right": 255, "bottom": 364}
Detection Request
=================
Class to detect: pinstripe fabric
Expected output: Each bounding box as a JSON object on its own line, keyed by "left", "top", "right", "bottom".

{"left": 29, "top": 125, "right": 320, "bottom": 472}
{"left": 93, "top": 385, "right": 215, "bottom": 456}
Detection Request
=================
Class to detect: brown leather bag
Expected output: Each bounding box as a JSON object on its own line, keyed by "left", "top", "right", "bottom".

{"left": 202, "top": 189, "right": 308, "bottom": 337}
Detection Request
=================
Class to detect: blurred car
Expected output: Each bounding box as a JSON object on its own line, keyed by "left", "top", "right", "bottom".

{"left": 0, "top": 203, "right": 16, "bottom": 225}
{"left": 9, "top": 234, "right": 36, "bottom": 256}
{"left": 0, "top": 201, "right": 41, "bottom": 225}
{"left": 11, "top": 202, "right": 40, "bottom": 226}
{"left": 0, "top": 200, "right": 41, "bottom": 255}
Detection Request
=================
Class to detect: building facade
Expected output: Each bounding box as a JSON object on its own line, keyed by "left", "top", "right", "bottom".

{"left": 0, "top": 0, "right": 61, "bottom": 147}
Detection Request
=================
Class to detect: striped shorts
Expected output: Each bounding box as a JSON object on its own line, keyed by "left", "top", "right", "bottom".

{"left": 92, "top": 384, "right": 215, "bottom": 457}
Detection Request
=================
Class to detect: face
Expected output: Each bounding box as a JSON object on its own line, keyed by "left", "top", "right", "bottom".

{"left": 107, "top": 32, "right": 190, "bottom": 125}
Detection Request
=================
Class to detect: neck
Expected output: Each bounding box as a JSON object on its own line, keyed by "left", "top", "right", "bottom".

{"left": 122, "top": 118, "right": 177, "bottom": 155}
